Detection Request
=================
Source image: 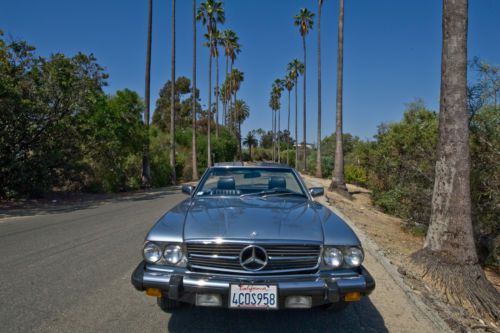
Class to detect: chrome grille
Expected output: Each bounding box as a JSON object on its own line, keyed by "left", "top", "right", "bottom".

{"left": 186, "top": 243, "right": 321, "bottom": 274}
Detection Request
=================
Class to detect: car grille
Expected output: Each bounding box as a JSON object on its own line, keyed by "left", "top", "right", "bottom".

{"left": 186, "top": 243, "right": 321, "bottom": 274}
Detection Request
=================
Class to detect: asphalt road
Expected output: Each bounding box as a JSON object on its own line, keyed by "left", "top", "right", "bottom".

{"left": 0, "top": 188, "right": 439, "bottom": 333}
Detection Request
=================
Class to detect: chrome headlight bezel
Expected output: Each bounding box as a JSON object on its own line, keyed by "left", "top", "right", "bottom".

{"left": 322, "top": 246, "right": 364, "bottom": 268}
{"left": 142, "top": 241, "right": 186, "bottom": 267}
{"left": 323, "top": 247, "right": 344, "bottom": 268}
{"left": 164, "top": 244, "right": 183, "bottom": 265}
{"left": 143, "top": 242, "right": 163, "bottom": 263}
{"left": 343, "top": 247, "right": 364, "bottom": 267}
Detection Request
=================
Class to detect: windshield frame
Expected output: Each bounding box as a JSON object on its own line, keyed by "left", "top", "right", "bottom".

{"left": 190, "top": 166, "right": 311, "bottom": 199}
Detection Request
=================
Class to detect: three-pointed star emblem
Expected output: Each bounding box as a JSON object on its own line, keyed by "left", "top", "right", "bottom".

{"left": 239, "top": 245, "right": 268, "bottom": 271}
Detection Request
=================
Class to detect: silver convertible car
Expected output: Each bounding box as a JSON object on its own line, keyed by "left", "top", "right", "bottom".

{"left": 131, "top": 164, "right": 375, "bottom": 312}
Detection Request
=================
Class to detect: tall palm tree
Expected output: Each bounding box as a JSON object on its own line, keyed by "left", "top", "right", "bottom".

{"left": 232, "top": 98, "right": 250, "bottom": 161}
{"left": 204, "top": 31, "right": 221, "bottom": 138}
{"left": 273, "top": 79, "right": 284, "bottom": 163}
{"left": 412, "top": 0, "right": 500, "bottom": 321}
{"left": 197, "top": 0, "right": 225, "bottom": 167}
{"left": 294, "top": 8, "right": 314, "bottom": 171}
{"left": 316, "top": 0, "right": 324, "bottom": 178}
{"left": 220, "top": 29, "right": 239, "bottom": 128}
{"left": 170, "top": 0, "right": 176, "bottom": 184}
{"left": 243, "top": 131, "right": 258, "bottom": 161}
{"left": 142, "top": 0, "right": 153, "bottom": 186}
{"left": 229, "top": 39, "right": 241, "bottom": 132}
{"left": 268, "top": 89, "right": 279, "bottom": 162}
{"left": 329, "top": 0, "right": 347, "bottom": 192}
{"left": 287, "top": 59, "right": 304, "bottom": 168}
{"left": 191, "top": 0, "right": 198, "bottom": 180}
{"left": 284, "top": 73, "right": 294, "bottom": 165}
{"left": 230, "top": 68, "right": 244, "bottom": 153}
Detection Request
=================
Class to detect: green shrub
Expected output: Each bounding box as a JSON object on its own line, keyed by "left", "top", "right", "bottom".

{"left": 344, "top": 165, "right": 368, "bottom": 185}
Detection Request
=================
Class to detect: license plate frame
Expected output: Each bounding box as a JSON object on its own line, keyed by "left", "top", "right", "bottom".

{"left": 229, "top": 284, "right": 278, "bottom": 309}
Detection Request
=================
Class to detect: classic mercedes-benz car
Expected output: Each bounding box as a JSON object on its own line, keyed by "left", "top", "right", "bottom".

{"left": 131, "top": 164, "right": 375, "bottom": 312}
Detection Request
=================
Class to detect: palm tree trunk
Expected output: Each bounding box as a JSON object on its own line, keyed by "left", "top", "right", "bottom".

{"left": 329, "top": 0, "right": 347, "bottom": 192}
{"left": 294, "top": 79, "right": 298, "bottom": 168}
{"left": 316, "top": 0, "right": 323, "bottom": 178}
{"left": 191, "top": 0, "right": 198, "bottom": 180}
{"left": 142, "top": 0, "right": 153, "bottom": 186}
{"left": 207, "top": 37, "right": 212, "bottom": 166}
{"left": 224, "top": 55, "right": 229, "bottom": 126}
{"left": 411, "top": 0, "right": 499, "bottom": 321}
{"left": 170, "top": 0, "right": 176, "bottom": 184}
{"left": 215, "top": 54, "right": 219, "bottom": 139}
{"left": 229, "top": 61, "right": 234, "bottom": 133}
{"left": 287, "top": 89, "right": 291, "bottom": 165}
{"left": 302, "top": 37, "right": 307, "bottom": 172}
{"left": 271, "top": 110, "right": 276, "bottom": 162}
{"left": 277, "top": 107, "right": 281, "bottom": 163}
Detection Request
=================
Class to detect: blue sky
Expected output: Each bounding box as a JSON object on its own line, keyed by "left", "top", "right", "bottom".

{"left": 1, "top": 0, "right": 499, "bottom": 141}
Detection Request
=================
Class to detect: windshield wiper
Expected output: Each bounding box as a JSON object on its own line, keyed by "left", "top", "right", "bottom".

{"left": 240, "top": 189, "right": 306, "bottom": 198}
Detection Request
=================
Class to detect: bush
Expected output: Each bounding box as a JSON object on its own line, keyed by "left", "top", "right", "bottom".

{"left": 344, "top": 165, "right": 368, "bottom": 186}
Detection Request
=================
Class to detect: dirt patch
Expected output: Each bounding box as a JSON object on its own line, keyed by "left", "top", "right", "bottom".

{"left": 302, "top": 174, "right": 500, "bottom": 332}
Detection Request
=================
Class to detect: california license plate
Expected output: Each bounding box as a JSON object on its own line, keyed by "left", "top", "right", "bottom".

{"left": 229, "top": 284, "right": 278, "bottom": 309}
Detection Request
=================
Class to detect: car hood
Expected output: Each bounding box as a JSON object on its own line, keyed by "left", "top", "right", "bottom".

{"left": 183, "top": 197, "right": 323, "bottom": 243}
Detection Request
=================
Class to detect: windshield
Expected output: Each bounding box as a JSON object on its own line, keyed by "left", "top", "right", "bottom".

{"left": 195, "top": 167, "right": 306, "bottom": 197}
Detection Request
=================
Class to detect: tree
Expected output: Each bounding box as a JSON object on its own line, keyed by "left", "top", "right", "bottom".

{"left": 229, "top": 68, "right": 244, "bottom": 155}
{"left": 231, "top": 99, "right": 249, "bottom": 160}
{"left": 287, "top": 59, "right": 304, "bottom": 168}
{"left": 243, "top": 131, "right": 258, "bottom": 161}
{"left": 191, "top": 0, "right": 198, "bottom": 180}
{"left": 220, "top": 29, "right": 240, "bottom": 127}
{"left": 284, "top": 74, "right": 294, "bottom": 165}
{"left": 329, "top": 0, "right": 348, "bottom": 194}
{"left": 197, "top": 0, "right": 225, "bottom": 167}
{"left": 142, "top": 0, "right": 153, "bottom": 186}
{"left": 272, "top": 79, "right": 284, "bottom": 163}
{"left": 411, "top": 0, "right": 499, "bottom": 321}
{"left": 152, "top": 77, "right": 195, "bottom": 130}
{"left": 170, "top": 0, "right": 177, "bottom": 184}
{"left": 316, "top": 0, "right": 324, "bottom": 177}
{"left": 294, "top": 8, "right": 314, "bottom": 171}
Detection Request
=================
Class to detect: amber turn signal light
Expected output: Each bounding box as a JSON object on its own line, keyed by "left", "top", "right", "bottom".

{"left": 146, "top": 288, "right": 162, "bottom": 297}
{"left": 344, "top": 292, "right": 361, "bottom": 302}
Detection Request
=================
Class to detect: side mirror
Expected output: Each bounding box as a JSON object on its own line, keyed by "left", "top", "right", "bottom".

{"left": 181, "top": 184, "right": 194, "bottom": 195}
{"left": 308, "top": 187, "right": 324, "bottom": 197}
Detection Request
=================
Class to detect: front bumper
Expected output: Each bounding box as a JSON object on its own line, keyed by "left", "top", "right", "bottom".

{"left": 131, "top": 262, "right": 375, "bottom": 308}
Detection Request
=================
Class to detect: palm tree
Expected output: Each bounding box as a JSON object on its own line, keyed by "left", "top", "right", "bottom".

{"left": 329, "top": 0, "right": 347, "bottom": 192}
{"left": 316, "top": 0, "right": 324, "bottom": 178}
{"left": 191, "top": 0, "right": 198, "bottom": 180}
{"left": 142, "top": 0, "right": 153, "bottom": 186}
{"left": 284, "top": 73, "right": 294, "bottom": 165}
{"left": 243, "top": 131, "right": 258, "bottom": 161}
{"left": 273, "top": 79, "right": 284, "bottom": 163}
{"left": 232, "top": 98, "right": 250, "bottom": 160}
{"left": 412, "top": 0, "right": 500, "bottom": 321}
{"left": 230, "top": 68, "right": 244, "bottom": 153}
{"left": 268, "top": 90, "right": 279, "bottom": 162}
{"left": 220, "top": 29, "right": 240, "bottom": 128}
{"left": 294, "top": 8, "right": 314, "bottom": 171}
{"left": 287, "top": 59, "right": 304, "bottom": 168}
{"left": 204, "top": 31, "right": 221, "bottom": 138}
{"left": 197, "top": 0, "right": 225, "bottom": 167}
{"left": 170, "top": 0, "right": 176, "bottom": 184}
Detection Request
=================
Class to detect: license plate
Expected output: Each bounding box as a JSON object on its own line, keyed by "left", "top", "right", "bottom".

{"left": 229, "top": 284, "right": 278, "bottom": 309}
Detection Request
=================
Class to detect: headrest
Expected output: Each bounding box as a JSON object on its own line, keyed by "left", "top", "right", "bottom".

{"left": 217, "top": 177, "right": 236, "bottom": 190}
{"left": 268, "top": 176, "right": 286, "bottom": 189}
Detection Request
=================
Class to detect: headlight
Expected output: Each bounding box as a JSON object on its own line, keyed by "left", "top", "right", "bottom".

{"left": 164, "top": 245, "right": 183, "bottom": 265}
{"left": 323, "top": 247, "right": 343, "bottom": 267}
{"left": 344, "top": 247, "right": 364, "bottom": 267}
{"left": 143, "top": 242, "right": 162, "bottom": 263}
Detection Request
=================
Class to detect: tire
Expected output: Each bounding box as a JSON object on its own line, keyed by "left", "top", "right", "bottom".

{"left": 157, "top": 296, "right": 180, "bottom": 313}
{"left": 320, "top": 300, "right": 350, "bottom": 312}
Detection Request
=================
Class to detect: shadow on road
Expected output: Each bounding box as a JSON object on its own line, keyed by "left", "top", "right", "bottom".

{"left": 0, "top": 188, "right": 180, "bottom": 220}
{"left": 167, "top": 297, "right": 387, "bottom": 333}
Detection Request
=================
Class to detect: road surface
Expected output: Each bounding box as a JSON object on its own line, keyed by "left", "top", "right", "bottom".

{"left": 0, "top": 188, "right": 440, "bottom": 332}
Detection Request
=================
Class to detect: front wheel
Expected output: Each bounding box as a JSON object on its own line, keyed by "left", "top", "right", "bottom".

{"left": 157, "top": 297, "right": 180, "bottom": 313}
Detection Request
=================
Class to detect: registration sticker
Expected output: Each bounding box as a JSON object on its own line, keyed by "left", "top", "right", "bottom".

{"left": 229, "top": 284, "right": 278, "bottom": 309}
